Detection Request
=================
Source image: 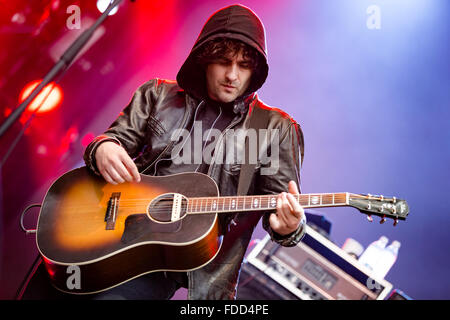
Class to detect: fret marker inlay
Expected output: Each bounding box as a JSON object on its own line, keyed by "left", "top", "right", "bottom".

{"left": 311, "top": 196, "right": 319, "bottom": 205}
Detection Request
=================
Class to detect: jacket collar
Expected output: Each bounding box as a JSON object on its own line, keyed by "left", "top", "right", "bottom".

{"left": 233, "top": 92, "right": 257, "bottom": 115}
{"left": 184, "top": 90, "right": 258, "bottom": 116}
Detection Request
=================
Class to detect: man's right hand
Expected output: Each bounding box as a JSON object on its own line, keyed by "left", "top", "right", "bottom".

{"left": 95, "top": 141, "right": 141, "bottom": 185}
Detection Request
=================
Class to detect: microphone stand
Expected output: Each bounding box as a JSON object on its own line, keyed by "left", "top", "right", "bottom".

{"left": 0, "top": 0, "right": 124, "bottom": 139}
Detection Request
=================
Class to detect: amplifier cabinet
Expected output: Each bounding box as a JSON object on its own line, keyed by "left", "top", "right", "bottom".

{"left": 243, "top": 226, "right": 393, "bottom": 300}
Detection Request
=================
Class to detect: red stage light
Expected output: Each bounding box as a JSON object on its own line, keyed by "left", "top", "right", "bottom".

{"left": 97, "top": 0, "right": 119, "bottom": 16}
{"left": 81, "top": 132, "right": 95, "bottom": 147}
{"left": 19, "top": 80, "right": 63, "bottom": 114}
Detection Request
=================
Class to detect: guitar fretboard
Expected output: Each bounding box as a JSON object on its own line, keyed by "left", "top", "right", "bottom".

{"left": 186, "top": 193, "right": 349, "bottom": 214}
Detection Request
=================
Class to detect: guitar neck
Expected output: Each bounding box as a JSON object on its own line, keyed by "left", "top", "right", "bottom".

{"left": 186, "top": 193, "right": 350, "bottom": 214}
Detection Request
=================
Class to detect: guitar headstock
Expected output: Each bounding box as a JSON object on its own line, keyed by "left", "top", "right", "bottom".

{"left": 348, "top": 193, "right": 409, "bottom": 226}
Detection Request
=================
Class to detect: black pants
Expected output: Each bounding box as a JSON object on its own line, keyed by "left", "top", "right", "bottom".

{"left": 20, "top": 259, "right": 185, "bottom": 300}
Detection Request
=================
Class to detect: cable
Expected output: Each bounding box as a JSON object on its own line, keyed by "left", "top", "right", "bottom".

{"left": 20, "top": 203, "right": 41, "bottom": 234}
{"left": 14, "top": 254, "right": 42, "bottom": 300}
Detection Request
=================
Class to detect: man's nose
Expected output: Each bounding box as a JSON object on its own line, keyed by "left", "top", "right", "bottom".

{"left": 225, "top": 63, "right": 239, "bottom": 82}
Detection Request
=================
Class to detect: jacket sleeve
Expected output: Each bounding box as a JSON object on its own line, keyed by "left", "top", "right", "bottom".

{"left": 258, "top": 119, "right": 306, "bottom": 247}
{"left": 83, "top": 79, "right": 159, "bottom": 175}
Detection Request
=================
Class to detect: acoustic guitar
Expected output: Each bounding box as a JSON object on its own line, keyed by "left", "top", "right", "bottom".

{"left": 36, "top": 166, "right": 409, "bottom": 294}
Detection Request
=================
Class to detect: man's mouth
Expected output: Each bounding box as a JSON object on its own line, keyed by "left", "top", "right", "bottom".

{"left": 222, "top": 84, "right": 236, "bottom": 90}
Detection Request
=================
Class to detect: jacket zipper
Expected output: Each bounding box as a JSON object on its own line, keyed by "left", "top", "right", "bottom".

{"left": 141, "top": 99, "right": 198, "bottom": 175}
{"left": 207, "top": 110, "right": 246, "bottom": 177}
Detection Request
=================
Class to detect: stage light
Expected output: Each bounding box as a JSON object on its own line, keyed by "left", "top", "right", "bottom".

{"left": 97, "top": 0, "right": 119, "bottom": 16}
{"left": 81, "top": 132, "right": 95, "bottom": 147}
{"left": 36, "top": 144, "right": 48, "bottom": 156}
{"left": 19, "top": 80, "right": 63, "bottom": 114}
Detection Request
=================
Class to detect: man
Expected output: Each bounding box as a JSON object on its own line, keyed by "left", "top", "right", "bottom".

{"left": 23, "top": 4, "right": 305, "bottom": 300}
{"left": 84, "top": 4, "right": 305, "bottom": 300}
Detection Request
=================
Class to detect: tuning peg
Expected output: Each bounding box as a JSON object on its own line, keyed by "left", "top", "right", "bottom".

{"left": 379, "top": 215, "right": 386, "bottom": 224}
{"left": 367, "top": 215, "right": 373, "bottom": 222}
{"left": 393, "top": 218, "right": 399, "bottom": 227}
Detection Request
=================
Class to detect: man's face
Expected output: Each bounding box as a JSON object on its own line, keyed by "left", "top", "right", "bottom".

{"left": 205, "top": 49, "right": 253, "bottom": 103}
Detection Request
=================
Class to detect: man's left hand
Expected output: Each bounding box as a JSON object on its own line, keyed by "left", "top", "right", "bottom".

{"left": 269, "top": 181, "right": 305, "bottom": 236}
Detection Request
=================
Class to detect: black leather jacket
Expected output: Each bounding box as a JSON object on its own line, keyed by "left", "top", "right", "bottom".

{"left": 84, "top": 79, "right": 305, "bottom": 299}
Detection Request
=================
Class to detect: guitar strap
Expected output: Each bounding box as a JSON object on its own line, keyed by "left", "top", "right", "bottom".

{"left": 237, "top": 104, "right": 270, "bottom": 196}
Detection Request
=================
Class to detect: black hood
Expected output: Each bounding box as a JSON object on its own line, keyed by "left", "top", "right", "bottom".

{"left": 176, "top": 4, "right": 269, "bottom": 100}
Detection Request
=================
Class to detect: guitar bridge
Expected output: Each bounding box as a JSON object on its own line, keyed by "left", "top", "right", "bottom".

{"left": 105, "top": 192, "right": 121, "bottom": 230}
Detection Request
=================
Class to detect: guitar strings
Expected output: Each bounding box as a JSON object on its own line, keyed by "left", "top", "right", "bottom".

{"left": 60, "top": 195, "right": 391, "bottom": 216}
{"left": 56, "top": 193, "right": 400, "bottom": 224}
{"left": 74, "top": 194, "right": 350, "bottom": 209}
{"left": 115, "top": 195, "right": 350, "bottom": 207}
{"left": 114, "top": 193, "right": 352, "bottom": 203}
{"left": 86, "top": 195, "right": 351, "bottom": 217}
{"left": 60, "top": 194, "right": 395, "bottom": 216}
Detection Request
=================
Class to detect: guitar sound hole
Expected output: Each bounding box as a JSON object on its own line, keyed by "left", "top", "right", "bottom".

{"left": 147, "top": 193, "right": 188, "bottom": 223}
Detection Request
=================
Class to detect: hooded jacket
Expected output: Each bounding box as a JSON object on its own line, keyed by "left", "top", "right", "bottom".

{"left": 177, "top": 4, "right": 269, "bottom": 100}
{"left": 84, "top": 4, "right": 305, "bottom": 299}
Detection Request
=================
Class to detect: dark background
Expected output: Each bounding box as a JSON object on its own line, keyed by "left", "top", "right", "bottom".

{"left": 0, "top": 0, "right": 449, "bottom": 299}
